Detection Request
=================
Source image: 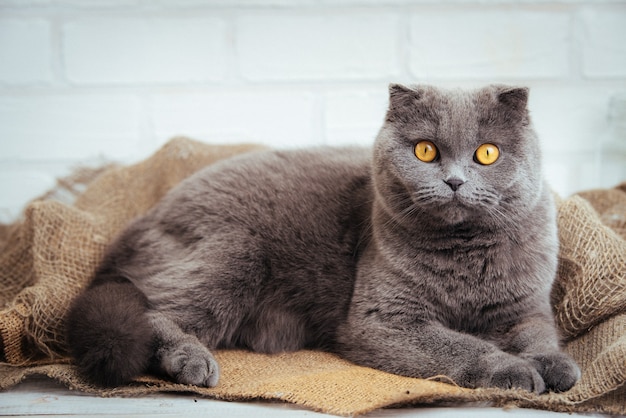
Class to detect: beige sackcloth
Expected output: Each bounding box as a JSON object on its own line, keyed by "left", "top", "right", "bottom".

{"left": 1, "top": 137, "right": 625, "bottom": 416}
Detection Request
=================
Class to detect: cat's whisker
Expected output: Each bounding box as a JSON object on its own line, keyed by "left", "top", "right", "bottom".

{"left": 381, "top": 203, "right": 416, "bottom": 231}
{"left": 487, "top": 205, "right": 517, "bottom": 231}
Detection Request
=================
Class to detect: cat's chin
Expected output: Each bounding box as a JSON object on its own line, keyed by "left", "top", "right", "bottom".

{"left": 435, "top": 206, "right": 471, "bottom": 225}
{"left": 428, "top": 198, "right": 483, "bottom": 226}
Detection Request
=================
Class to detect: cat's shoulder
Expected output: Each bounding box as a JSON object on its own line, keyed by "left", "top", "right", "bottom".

{"left": 190, "top": 145, "right": 372, "bottom": 182}
{"left": 163, "top": 145, "right": 373, "bottom": 206}
{"left": 230, "top": 145, "right": 371, "bottom": 169}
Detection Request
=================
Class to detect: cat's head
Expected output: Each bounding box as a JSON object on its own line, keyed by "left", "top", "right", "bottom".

{"left": 373, "top": 84, "right": 545, "bottom": 228}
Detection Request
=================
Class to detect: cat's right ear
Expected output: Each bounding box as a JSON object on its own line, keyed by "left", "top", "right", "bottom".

{"left": 387, "top": 84, "right": 423, "bottom": 122}
{"left": 389, "top": 83, "right": 422, "bottom": 102}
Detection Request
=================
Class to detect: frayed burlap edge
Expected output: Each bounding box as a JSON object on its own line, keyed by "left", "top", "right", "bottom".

{"left": 554, "top": 195, "right": 626, "bottom": 338}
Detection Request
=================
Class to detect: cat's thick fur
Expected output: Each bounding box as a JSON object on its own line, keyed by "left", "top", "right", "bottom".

{"left": 66, "top": 84, "right": 580, "bottom": 393}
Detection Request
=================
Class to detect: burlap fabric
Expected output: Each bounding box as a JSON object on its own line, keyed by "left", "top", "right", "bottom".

{"left": 1, "top": 137, "right": 625, "bottom": 416}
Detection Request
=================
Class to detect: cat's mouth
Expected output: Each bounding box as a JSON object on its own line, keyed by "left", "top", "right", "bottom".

{"left": 423, "top": 202, "right": 472, "bottom": 225}
{"left": 410, "top": 190, "right": 491, "bottom": 224}
{"left": 417, "top": 188, "right": 473, "bottom": 206}
{"left": 406, "top": 181, "right": 502, "bottom": 225}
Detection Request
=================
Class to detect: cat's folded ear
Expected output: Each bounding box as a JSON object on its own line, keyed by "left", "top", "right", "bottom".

{"left": 494, "top": 85, "right": 529, "bottom": 112}
{"left": 482, "top": 85, "right": 530, "bottom": 124}
{"left": 389, "top": 83, "right": 420, "bottom": 98}
{"left": 387, "top": 83, "right": 427, "bottom": 122}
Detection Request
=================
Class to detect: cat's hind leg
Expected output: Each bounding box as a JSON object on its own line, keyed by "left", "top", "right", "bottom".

{"left": 66, "top": 280, "right": 154, "bottom": 387}
{"left": 67, "top": 277, "right": 221, "bottom": 388}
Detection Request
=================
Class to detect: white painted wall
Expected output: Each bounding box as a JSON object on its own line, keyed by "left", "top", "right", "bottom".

{"left": 1, "top": 0, "right": 625, "bottom": 222}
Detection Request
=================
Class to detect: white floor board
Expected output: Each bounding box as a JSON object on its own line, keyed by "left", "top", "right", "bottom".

{"left": 0, "top": 377, "right": 609, "bottom": 418}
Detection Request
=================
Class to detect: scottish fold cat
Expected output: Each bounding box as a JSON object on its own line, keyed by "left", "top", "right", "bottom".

{"left": 67, "top": 84, "right": 580, "bottom": 393}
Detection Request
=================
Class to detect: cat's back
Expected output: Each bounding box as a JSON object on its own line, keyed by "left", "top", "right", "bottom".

{"left": 116, "top": 146, "right": 374, "bottom": 293}
{"left": 155, "top": 146, "right": 373, "bottom": 236}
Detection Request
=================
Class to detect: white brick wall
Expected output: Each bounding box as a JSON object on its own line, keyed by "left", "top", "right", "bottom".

{"left": 237, "top": 13, "right": 400, "bottom": 80}
{"left": 0, "top": 95, "right": 142, "bottom": 160}
{"left": 325, "top": 90, "right": 389, "bottom": 145}
{"left": 581, "top": 8, "right": 626, "bottom": 78}
{"left": 408, "top": 11, "right": 571, "bottom": 79}
{"left": 151, "top": 91, "right": 318, "bottom": 147}
{"left": 0, "top": 0, "right": 625, "bottom": 222}
{"left": 64, "top": 18, "right": 228, "bottom": 84}
{"left": 0, "top": 19, "right": 53, "bottom": 84}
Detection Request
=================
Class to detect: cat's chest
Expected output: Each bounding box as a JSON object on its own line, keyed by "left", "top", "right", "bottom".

{"left": 416, "top": 244, "right": 523, "bottom": 330}
{"left": 418, "top": 239, "right": 502, "bottom": 283}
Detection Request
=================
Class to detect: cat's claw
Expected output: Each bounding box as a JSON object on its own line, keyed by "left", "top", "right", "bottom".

{"left": 162, "top": 342, "right": 220, "bottom": 387}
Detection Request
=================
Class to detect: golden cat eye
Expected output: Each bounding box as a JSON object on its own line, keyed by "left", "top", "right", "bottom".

{"left": 474, "top": 143, "right": 500, "bottom": 165}
{"left": 415, "top": 141, "right": 438, "bottom": 163}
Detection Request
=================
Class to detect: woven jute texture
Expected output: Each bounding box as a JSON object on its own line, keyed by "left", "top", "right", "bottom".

{"left": 1, "top": 137, "right": 625, "bottom": 416}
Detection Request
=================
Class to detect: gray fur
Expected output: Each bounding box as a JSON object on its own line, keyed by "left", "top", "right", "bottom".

{"left": 66, "top": 84, "right": 580, "bottom": 393}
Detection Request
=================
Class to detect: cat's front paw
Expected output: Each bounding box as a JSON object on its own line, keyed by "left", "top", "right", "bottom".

{"left": 525, "top": 352, "right": 580, "bottom": 393}
{"left": 488, "top": 356, "right": 545, "bottom": 393}
{"left": 161, "top": 342, "right": 220, "bottom": 387}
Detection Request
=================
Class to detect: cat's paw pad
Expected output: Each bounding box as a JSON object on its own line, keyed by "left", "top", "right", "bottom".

{"left": 527, "top": 352, "right": 580, "bottom": 393}
{"left": 163, "top": 343, "right": 220, "bottom": 387}
{"left": 489, "top": 358, "right": 545, "bottom": 393}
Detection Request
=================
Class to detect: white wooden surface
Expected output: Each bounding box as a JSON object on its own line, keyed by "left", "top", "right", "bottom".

{"left": 0, "top": 377, "right": 607, "bottom": 418}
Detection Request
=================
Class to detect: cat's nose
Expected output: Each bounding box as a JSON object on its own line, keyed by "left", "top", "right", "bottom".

{"left": 444, "top": 177, "right": 465, "bottom": 192}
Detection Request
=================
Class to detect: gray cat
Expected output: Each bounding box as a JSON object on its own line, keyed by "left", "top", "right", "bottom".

{"left": 66, "top": 84, "right": 580, "bottom": 394}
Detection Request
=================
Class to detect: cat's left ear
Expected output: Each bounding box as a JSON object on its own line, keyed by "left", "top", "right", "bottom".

{"left": 496, "top": 86, "right": 529, "bottom": 112}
